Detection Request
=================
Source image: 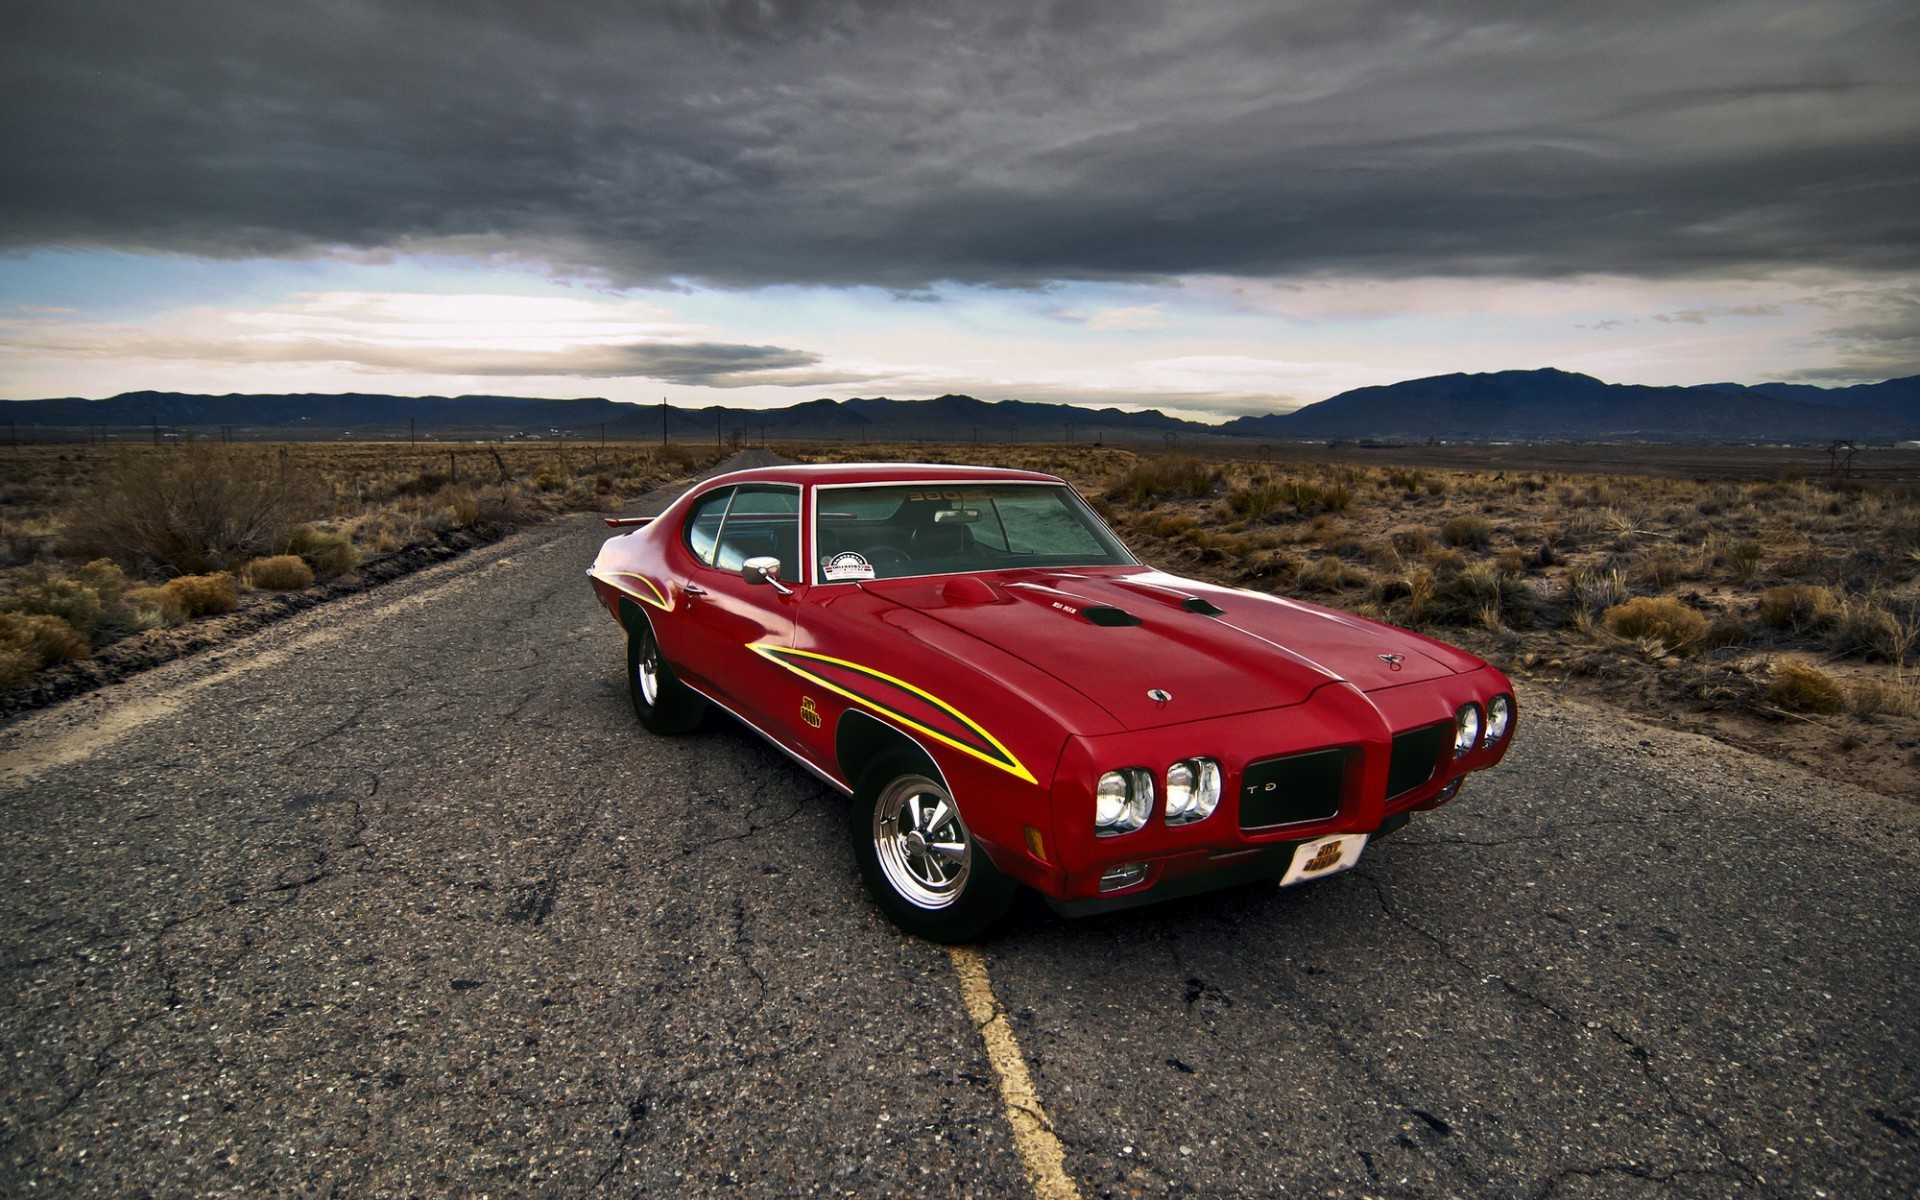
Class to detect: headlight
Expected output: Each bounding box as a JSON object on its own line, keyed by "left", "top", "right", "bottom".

{"left": 1095, "top": 769, "right": 1153, "bottom": 836}
{"left": 1164, "top": 758, "right": 1222, "bottom": 825}
{"left": 1485, "top": 694, "right": 1513, "bottom": 745}
{"left": 1453, "top": 703, "right": 1483, "bottom": 758}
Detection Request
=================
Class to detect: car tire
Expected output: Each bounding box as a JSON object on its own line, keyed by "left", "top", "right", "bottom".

{"left": 853, "top": 753, "right": 1015, "bottom": 942}
{"left": 626, "top": 614, "right": 706, "bottom": 734}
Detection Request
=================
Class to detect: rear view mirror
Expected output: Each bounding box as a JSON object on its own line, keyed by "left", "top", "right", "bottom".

{"left": 933, "top": 508, "right": 981, "bottom": 525}
{"left": 742, "top": 555, "right": 793, "bottom": 595}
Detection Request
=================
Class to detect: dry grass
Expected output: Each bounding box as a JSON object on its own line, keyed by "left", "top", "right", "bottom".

{"left": 1603, "top": 596, "right": 1709, "bottom": 654}
{"left": 1828, "top": 594, "right": 1916, "bottom": 662}
{"left": 123, "top": 585, "right": 188, "bottom": 627}
{"left": 0, "top": 612, "right": 91, "bottom": 684}
{"left": 0, "top": 438, "right": 733, "bottom": 685}
{"left": 1224, "top": 477, "right": 1352, "bottom": 519}
{"left": 1440, "top": 515, "right": 1494, "bottom": 549}
{"left": 1769, "top": 662, "right": 1847, "bottom": 713}
{"left": 1759, "top": 584, "right": 1839, "bottom": 632}
{"left": 1108, "top": 455, "right": 1221, "bottom": 505}
{"left": 1849, "top": 669, "right": 1920, "bottom": 718}
{"left": 61, "top": 446, "right": 327, "bottom": 575}
{"left": 245, "top": 555, "right": 316, "bottom": 591}
{"left": 163, "top": 573, "right": 240, "bottom": 617}
{"left": 282, "top": 525, "right": 359, "bottom": 578}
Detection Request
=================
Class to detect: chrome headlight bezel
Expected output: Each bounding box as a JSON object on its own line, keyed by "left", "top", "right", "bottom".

{"left": 1484, "top": 694, "right": 1513, "bottom": 746}
{"left": 1453, "top": 703, "right": 1484, "bottom": 758}
{"left": 1095, "top": 768, "right": 1154, "bottom": 836}
{"left": 1164, "top": 758, "right": 1222, "bottom": 826}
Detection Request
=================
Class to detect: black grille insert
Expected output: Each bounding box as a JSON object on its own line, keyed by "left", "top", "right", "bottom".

{"left": 1387, "top": 722, "right": 1450, "bottom": 799}
{"left": 1238, "top": 748, "right": 1351, "bottom": 830}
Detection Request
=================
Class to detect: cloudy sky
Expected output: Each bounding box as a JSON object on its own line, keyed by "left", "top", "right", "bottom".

{"left": 3, "top": 0, "right": 1916, "bottom": 420}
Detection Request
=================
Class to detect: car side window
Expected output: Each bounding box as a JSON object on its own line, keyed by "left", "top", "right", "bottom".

{"left": 683, "top": 487, "right": 734, "bottom": 566}
{"left": 712, "top": 485, "right": 802, "bottom": 577}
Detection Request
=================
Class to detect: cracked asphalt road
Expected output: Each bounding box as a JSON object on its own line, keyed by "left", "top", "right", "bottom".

{"left": 3, "top": 511, "right": 1917, "bottom": 1198}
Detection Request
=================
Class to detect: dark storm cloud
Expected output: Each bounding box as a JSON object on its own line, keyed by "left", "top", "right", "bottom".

{"left": 3, "top": 0, "right": 1916, "bottom": 288}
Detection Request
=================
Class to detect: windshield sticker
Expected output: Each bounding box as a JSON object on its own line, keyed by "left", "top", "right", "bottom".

{"left": 823, "top": 551, "right": 875, "bottom": 581}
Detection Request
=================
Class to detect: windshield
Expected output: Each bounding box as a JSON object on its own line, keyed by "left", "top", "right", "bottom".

{"left": 813, "top": 482, "right": 1136, "bottom": 583}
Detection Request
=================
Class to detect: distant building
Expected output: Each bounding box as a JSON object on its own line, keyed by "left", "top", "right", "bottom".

{"left": 1899, "top": 440, "right": 1920, "bottom": 450}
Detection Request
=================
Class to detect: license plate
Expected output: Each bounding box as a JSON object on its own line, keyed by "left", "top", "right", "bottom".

{"left": 1279, "top": 833, "right": 1369, "bottom": 887}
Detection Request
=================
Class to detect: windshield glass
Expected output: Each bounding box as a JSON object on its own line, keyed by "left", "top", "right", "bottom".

{"left": 814, "top": 482, "right": 1135, "bottom": 582}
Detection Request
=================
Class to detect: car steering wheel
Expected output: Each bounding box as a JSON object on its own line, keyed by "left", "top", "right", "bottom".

{"left": 864, "top": 545, "right": 909, "bottom": 573}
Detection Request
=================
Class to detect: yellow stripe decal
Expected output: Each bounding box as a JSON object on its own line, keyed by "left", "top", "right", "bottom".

{"left": 751, "top": 645, "right": 1038, "bottom": 785}
{"left": 597, "top": 570, "right": 670, "bottom": 610}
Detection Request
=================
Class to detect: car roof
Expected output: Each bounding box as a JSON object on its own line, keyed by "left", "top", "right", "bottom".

{"left": 695, "top": 462, "right": 1067, "bottom": 488}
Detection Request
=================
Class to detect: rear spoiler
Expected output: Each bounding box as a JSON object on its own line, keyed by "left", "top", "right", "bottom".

{"left": 604, "top": 515, "right": 656, "bottom": 528}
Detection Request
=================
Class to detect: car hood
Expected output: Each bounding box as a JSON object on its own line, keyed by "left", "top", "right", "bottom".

{"left": 864, "top": 568, "right": 1473, "bottom": 731}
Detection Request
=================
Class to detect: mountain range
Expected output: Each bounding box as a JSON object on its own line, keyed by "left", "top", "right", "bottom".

{"left": 1219, "top": 369, "right": 1920, "bottom": 441}
{"left": 7, "top": 370, "right": 1918, "bottom": 443}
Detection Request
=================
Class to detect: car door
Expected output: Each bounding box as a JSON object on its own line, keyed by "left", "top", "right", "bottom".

{"left": 672, "top": 483, "right": 812, "bottom": 740}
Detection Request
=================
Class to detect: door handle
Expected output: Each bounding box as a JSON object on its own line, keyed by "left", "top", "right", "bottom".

{"left": 682, "top": 583, "right": 708, "bottom": 597}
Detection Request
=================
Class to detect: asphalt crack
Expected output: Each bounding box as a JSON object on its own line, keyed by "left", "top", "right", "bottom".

{"left": 1353, "top": 869, "right": 1765, "bottom": 1191}
{"left": 584, "top": 1082, "right": 655, "bottom": 1197}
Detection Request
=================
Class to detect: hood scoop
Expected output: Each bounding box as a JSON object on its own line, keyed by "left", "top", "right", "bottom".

{"left": 941, "top": 575, "right": 1000, "bottom": 605}
{"left": 1106, "top": 575, "right": 1228, "bottom": 616}
{"left": 1001, "top": 581, "right": 1144, "bottom": 628}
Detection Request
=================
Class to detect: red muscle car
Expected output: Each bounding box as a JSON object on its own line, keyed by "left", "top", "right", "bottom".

{"left": 589, "top": 463, "right": 1515, "bottom": 941}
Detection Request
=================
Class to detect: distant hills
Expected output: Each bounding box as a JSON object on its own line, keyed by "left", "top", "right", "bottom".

{"left": 1220, "top": 369, "right": 1920, "bottom": 442}
{"left": 3, "top": 389, "right": 1196, "bottom": 444}
{"left": 7, "top": 370, "right": 1918, "bottom": 443}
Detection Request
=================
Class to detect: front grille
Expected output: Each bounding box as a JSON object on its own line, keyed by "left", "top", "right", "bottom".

{"left": 1238, "top": 748, "right": 1351, "bottom": 830}
{"left": 1386, "top": 722, "right": 1450, "bottom": 799}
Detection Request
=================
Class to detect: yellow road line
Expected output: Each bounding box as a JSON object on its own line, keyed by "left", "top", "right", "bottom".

{"left": 948, "top": 945, "right": 1083, "bottom": 1200}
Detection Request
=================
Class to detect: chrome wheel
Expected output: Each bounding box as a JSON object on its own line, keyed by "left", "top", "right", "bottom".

{"left": 624, "top": 612, "right": 705, "bottom": 734}
{"left": 872, "top": 774, "right": 971, "bottom": 910}
{"left": 635, "top": 629, "right": 661, "bottom": 706}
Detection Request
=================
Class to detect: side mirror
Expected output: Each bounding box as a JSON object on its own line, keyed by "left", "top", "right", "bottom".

{"left": 741, "top": 555, "right": 793, "bottom": 596}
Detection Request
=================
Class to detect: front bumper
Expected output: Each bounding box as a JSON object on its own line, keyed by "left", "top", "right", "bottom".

{"left": 1039, "top": 667, "right": 1512, "bottom": 907}
{"left": 1043, "top": 810, "right": 1416, "bottom": 917}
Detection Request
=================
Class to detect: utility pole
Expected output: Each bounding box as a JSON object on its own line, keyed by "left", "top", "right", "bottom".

{"left": 152, "top": 416, "right": 160, "bottom": 447}
{"left": 660, "top": 397, "right": 668, "bottom": 448}
{"left": 716, "top": 410, "right": 723, "bottom": 449}
{"left": 409, "top": 417, "right": 416, "bottom": 446}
